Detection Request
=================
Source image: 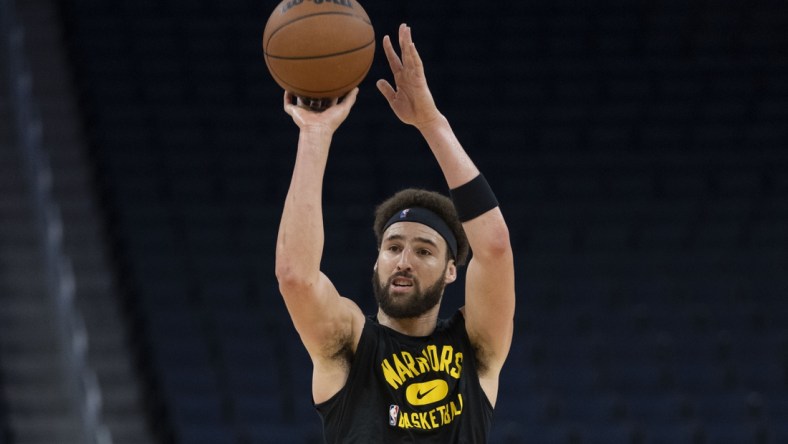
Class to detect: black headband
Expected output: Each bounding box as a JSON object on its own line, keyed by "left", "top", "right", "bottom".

{"left": 382, "top": 207, "right": 458, "bottom": 260}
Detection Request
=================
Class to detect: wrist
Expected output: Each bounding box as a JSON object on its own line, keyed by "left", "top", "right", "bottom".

{"left": 300, "top": 124, "right": 335, "bottom": 140}
{"left": 414, "top": 112, "right": 447, "bottom": 132}
{"left": 298, "top": 126, "right": 334, "bottom": 156}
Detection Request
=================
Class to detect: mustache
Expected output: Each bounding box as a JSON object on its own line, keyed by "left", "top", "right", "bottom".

{"left": 390, "top": 271, "right": 413, "bottom": 279}
{"left": 387, "top": 271, "right": 416, "bottom": 285}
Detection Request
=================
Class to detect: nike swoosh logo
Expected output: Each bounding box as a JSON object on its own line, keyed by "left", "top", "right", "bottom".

{"left": 405, "top": 380, "right": 449, "bottom": 406}
{"left": 416, "top": 385, "right": 437, "bottom": 400}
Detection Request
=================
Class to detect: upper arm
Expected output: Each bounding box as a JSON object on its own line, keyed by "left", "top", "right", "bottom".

{"left": 461, "top": 208, "right": 516, "bottom": 373}
{"left": 278, "top": 271, "right": 365, "bottom": 360}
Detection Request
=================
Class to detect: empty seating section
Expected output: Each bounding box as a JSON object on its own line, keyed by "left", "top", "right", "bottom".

{"left": 55, "top": 0, "right": 788, "bottom": 442}
{"left": 0, "top": 356, "right": 7, "bottom": 444}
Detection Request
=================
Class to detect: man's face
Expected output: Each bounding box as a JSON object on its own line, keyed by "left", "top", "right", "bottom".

{"left": 373, "top": 222, "right": 456, "bottom": 319}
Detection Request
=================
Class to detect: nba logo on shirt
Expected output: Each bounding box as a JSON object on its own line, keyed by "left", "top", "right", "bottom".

{"left": 388, "top": 404, "right": 399, "bottom": 426}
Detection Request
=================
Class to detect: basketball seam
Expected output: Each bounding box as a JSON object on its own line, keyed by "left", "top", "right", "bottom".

{"left": 263, "top": 11, "right": 372, "bottom": 52}
{"left": 265, "top": 39, "right": 374, "bottom": 60}
{"left": 269, "top": 49, "right": 374, "bottom": 95}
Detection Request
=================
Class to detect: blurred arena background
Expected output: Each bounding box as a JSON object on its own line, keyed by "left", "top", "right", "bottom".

{"left": 1, "top": 0, "right": 787, "bottom": 443}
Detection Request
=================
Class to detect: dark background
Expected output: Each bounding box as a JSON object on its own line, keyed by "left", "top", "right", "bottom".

{"left": 10, "top": 0, "right": 788, "bottom": 442}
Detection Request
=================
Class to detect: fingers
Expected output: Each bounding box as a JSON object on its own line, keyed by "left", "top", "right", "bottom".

{"left": 340, "top": 87, "right": 360, "bottom": 109}
{"left": 376, "top": 79, "right": 396, "bottom": 102}
{"left": 389, "top": 24, "right": 422, "bottom": 77}
{"left": 283, "top": 90, "right": 296, "bottom": 115}
{"left": 382, "top": 34, "right": 402, "bottom": 75}
{"left": 398, "top": 24, "right": 413, "bottom": 68}
{"left": 398, "top": 23, "right": 408, "bottom": 58}
{"left": 400, "top": 24, "right": 423, "bottom": 72}
{"left": 326, "top": 87, "right": 359, "bottom": 120}
{"left": 383, "top": 24, "right": 419, "bottom": 75}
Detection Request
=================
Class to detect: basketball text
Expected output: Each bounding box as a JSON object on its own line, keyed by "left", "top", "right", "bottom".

{"left": 281, "top": 0, "right": 354, "bottom": 14}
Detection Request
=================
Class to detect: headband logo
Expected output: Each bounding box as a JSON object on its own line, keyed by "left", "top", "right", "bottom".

{"left": 384, "top": 207, "right": 458, "bottom": 260}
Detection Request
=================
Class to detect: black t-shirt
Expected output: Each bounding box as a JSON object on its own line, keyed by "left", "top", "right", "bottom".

{"left": 315, "top": 311, "right": 493, "bottom": 443}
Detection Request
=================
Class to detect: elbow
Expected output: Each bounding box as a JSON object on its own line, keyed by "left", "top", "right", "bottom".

{"left": 275, "top": 260, "right": 296, "bottom": 287}
{"left": 275, "top": 239, "right": 322, "bottom": 296}
{"left": 275, "top": 255, "right": 311, "bottom": 293}
{"left": 276, "top": 266, "right": 313, "bottom": 298}
{"left": 490, "top": 226, "right": 513, "bottom": 258}
{"left": 475, "top": 224, "right": 512, "bottom": 261}
{"left": 275, "top": 257, "right": 322, "bottom": 308}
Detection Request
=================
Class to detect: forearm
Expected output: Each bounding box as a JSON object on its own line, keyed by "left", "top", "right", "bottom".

{"left": 275, "top": 128, "right": 333, "bottom": 285}
{"left": 424, "top": 114, "right": 514, "bottom": 369}
{"left": 418, "top": 115, "right": 508, "bottom": 257}
{"left": 417, "top": 115, "right": 479, "bottom": 189}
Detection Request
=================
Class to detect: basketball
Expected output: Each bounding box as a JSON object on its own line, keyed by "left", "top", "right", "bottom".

{"left": 262, "top": 0, "right": 375, "bottom": 103}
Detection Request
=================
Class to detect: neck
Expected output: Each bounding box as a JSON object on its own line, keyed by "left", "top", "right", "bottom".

{"left": 376, "top": 306, "right": 440, "bottom": 337}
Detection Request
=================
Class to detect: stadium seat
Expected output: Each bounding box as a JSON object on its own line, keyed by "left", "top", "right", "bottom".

{"left": 626, "top": 392, "right": 695, "bottom": 425}
{"left": 556, "top": 393, "right": 629, "bottom": 425}
{"left": 575, "top": 423, "right": 637, "bottom": 444}
{"left": 640, "top": 422, "right": 703, "bottom": 444}
{"left": 245, "top": 423, "right": 320, "bottom": 444}
{"left": 702, "top": 422, "right": 764, "bottom": 444}
{"left": 174, "top": 423, "right": 237, "bottom": 444}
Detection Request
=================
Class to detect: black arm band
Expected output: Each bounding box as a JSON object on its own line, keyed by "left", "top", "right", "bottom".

{"left": 450, "top": 174, "right": 499, "bottom": 222}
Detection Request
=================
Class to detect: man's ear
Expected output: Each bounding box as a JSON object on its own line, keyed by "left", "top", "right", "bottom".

{"left": 444, "top": 260, "right": 457, "bottom": 284}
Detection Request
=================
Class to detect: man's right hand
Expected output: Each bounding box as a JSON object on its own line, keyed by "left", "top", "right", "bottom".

{"left": 283, "top": 88, "right": 359, "bottom": 135}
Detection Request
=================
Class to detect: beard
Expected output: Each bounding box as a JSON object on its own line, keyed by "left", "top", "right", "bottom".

{"left": 372, "top": 267, "right": 447, "bottom": 319}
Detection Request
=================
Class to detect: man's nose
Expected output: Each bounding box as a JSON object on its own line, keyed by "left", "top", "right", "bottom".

{"left": 396, "top": 249, "right": 412, "bottom": 270}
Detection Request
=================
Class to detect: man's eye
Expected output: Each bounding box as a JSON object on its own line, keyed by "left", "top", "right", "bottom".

{"left": 418, "top": 249, "right": 431, "bottom": 256}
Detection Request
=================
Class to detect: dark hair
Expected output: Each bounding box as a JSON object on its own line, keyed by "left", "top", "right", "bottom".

{"left": 373, "top": 188, "right": 469, "bottom": 266}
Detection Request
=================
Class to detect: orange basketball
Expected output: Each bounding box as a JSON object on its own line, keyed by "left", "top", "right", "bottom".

{"left": 262, "top": 0, "right": 375, "bottom": 100}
